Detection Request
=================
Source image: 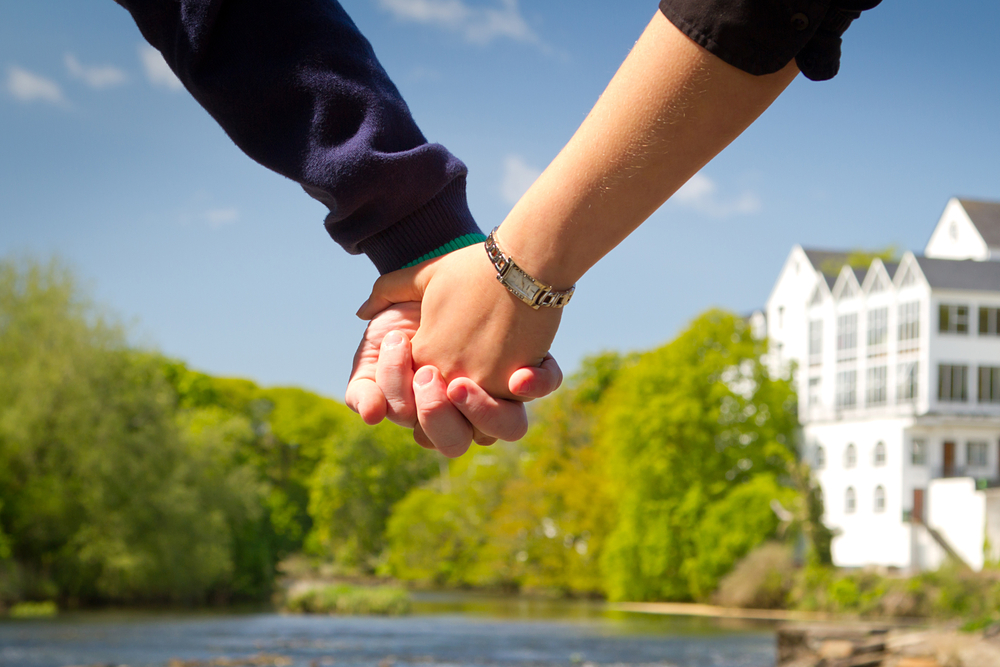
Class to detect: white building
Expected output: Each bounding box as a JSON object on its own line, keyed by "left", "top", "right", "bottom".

{"left": 764, "top": 198, "right": 1000, "bottom": 571}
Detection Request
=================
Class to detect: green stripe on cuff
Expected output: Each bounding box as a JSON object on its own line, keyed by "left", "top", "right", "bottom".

{"left": 400, "top": 233, "right": 487, "bottom": 269}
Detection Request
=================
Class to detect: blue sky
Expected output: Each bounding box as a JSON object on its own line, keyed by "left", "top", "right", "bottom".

{"left": 2, "top": 1, "right": 999, "bottom": 399}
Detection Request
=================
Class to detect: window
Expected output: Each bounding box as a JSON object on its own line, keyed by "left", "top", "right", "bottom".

{"left": 980, "top": 307, "right": 1000, "bottom": 336}
{"left": 845, "top": 487, "right": 857, "bottom": 514}
{"left": 777, "top": 306, "right": 784, "bottom": 329}
{"left": 815, "top": 446, "right": 826, "bottom": 470}
{"left": 867, "top": 307, "right": 888, "bottom": 355}
{"left": 897, "top": 361, "right": 919, "bottom": 403}
{"left": 874, "top": 441, "right": 886, "bottom": 466}
{"left": 938, "top": 365, "right": 969, "bottom": 402}
{"left": 911, "top": 439, "right": 926, "bottom": 465}
{"left": 980, "top": 366, "right": 1000, "bottom": 404}
{"left": 809, "top": 319, "right": 823, "bottom": 366}
{"left": 866, "top": 366, "right": 888, "bottom": 406}
{"left": 837, "top": 313, "right": 858, "bottom": 361}
{"left": 874, "top": 486, "right": 886, "bottom": 513}
{"left": 968, "top": 441, "right": 988, "bottom": 468}
{"left": 939, "top": 304, "right": 969, "bottom": 334}
{"left": 898, "top": 301, "right": 920, "bottom": 351}
{"left": 836, "top": 370, "right": 857, "bottom": 409}
{"left": 845, "top": 443, "right": 857, "bottom": 468}
{"left": 808, "top": 376, "right": 822, "bottom": 407}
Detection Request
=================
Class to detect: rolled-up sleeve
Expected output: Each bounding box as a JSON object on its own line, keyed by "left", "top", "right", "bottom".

{"left": 658, "top": 0, "right": 881, "bottom": 81}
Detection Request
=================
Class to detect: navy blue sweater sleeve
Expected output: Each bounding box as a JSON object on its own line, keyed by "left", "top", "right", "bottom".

{"left": 117, "top": 0, "right": 483, "bottom": 273}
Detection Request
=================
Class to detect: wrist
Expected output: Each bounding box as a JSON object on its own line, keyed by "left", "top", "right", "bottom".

{"left": 485, "top": 228, "right": 574, "bottom": 310}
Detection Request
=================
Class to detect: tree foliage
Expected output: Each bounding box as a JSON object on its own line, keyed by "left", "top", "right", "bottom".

{"left": 599, "top": 310, "right": 798, "bottom": 601}
{"left": 0, "top": 257, "right": 431, "bottom": 605}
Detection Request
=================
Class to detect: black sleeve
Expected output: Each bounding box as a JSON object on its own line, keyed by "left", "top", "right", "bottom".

{"left": 658, "top": 0, "right": 881, "bottom": 81}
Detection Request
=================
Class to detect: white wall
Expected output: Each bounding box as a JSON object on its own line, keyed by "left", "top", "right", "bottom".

{"left": 927, "top": 477, "right": 986, "bottom": 570}
{"left": 925, "top": 198, "right": 990, "bottom": 261}
{"left": 808, "top": 418, "right": 911, "bottom": 568}
{"left": 929, "top": 290, "right": 1000, "bottom": 417}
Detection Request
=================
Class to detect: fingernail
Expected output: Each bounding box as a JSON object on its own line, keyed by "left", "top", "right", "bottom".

{"left": 413, "top": 367, "right": 434, "bottom": 387}
{"left": 355, "top": 298, "right": 369, "bottom": 318}
{"left": 451, "top": 384, "right": 468, "bottom": 404}
{"left": 384, "top": 331, "right": 404, "bottom": 348}
{"left": 514, "top": 378, "right": 534, "bottom": 396}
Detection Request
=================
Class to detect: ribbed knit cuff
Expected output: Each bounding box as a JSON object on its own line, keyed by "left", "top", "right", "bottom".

{"left": 358, "top": 177, "right": 485, "bottom": 274}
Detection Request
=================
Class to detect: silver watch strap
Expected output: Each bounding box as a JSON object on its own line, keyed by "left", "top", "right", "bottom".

{"left": 485, "top": 228, "right": 575, "bottom": 310}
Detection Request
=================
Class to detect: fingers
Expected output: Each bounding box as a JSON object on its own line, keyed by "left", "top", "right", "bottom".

{"left": 376, "top": 330, "right": 417, "bottom": 428}
{"left": 356, "top": 263, "right": 433, "bottom": 320}
{"left": 447, "top": 378, "right": 529, "bottom": 442}
{"left": 508, "top": 353, "right": 564, "bottom": 399}
{"left": 412, "top": 366, "right": 474, "bottom": 458}
{"left": 345, "top": 322, "right": 387, "bottom": 426}
{"left": 412, "top": 423, "right": 437, "bottom": 450}
{"left": 472, "top": 428, "right": 498, "bottom": 447}
{"left": 345, "top": 378, "right": 387, "bottom": 426}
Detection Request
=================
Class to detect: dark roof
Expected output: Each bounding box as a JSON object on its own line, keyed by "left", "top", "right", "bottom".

{"left": 914, "top": 256, "right": 1000, "bottom": 292}
{"left": 958, "top": 199, "right": 1000, "bottom": 247}
{"left": 802, "top": 249, "right": 850, "bottom": 275}
{"left": 802, "top": 249, "right": 849, "bottom": 289}
{"left": 883, "top": 262, "right": 900, "bottom": 279}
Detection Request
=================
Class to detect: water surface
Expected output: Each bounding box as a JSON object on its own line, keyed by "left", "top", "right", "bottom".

{"left": 0, "top": 593, "right": 776, "bottom": 667}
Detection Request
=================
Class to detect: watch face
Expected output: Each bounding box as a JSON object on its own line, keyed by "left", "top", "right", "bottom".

{"left": 507, "top": 267, "right": 539, "bottom": 302}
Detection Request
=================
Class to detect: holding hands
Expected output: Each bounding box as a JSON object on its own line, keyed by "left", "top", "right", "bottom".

{"left": 345, "top": 247, "right": 565, "bottom": 457}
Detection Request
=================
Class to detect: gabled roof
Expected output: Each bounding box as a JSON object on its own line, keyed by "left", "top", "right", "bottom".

{"left": 914, "top": 256, "right": 1000, "bottom": 292}
{"left": 802, "top": 249, "right": 850, "bottom": 289}
{"left": 958, "top": 199, "right": 1000, "bottom": 248}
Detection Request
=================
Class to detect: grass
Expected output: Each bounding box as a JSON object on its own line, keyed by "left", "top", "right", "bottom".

{"left": 283, "top": 584, "right": 411, "bottom": 616}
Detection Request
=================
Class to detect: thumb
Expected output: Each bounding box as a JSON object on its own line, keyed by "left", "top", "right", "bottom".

{"left": 356, "top": 262, "right": 433, "bottom": 320}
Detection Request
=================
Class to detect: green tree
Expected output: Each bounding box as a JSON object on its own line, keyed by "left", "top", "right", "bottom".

{"left": 474, "top": 354, "right": 624, "bottom": 594}
{"left": 0, "top": 258, "right": 269, "bottom": 603}
{"left": 382, "top": 446, "right": 519, "bottom": 585}
{"left": 598, "top": 310, "right": 798, "bottom": 601}
{"left": 306, "top": 419, "right": 438, "bottom": 570}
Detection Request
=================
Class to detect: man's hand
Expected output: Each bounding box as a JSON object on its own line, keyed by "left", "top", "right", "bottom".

{"left": 346, "top": 301, "right": 562, "bottom": 458}
{"left": 357, "top": 244, "right": 563, "bottom": 403}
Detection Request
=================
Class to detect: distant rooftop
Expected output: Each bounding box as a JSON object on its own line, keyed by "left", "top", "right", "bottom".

{"left": 959, "top": 198, "right": 1000, "bottom": 247}
{"left": 914, "top": 256, "right": 1000, "bottom": 292}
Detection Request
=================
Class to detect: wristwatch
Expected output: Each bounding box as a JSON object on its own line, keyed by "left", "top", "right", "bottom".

{"left": 485, "top": 228, "right": 574, "bottom": 310}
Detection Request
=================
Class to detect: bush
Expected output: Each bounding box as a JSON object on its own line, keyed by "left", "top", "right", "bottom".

{"left": 9, "top": 601, "right": 57, "bottom": 618}
{"left": 284, "top": 584, "right": 410, "bottom": 615}
{"left": 715, "top": 542, "right": 794, "bottom": 609}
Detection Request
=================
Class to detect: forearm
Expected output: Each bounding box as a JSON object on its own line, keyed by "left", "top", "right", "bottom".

{"left": 497, "top": 11, "right": 798, "bottom": 288}
{"left": 117, "top": 0, "right": 481, "bottom": 273}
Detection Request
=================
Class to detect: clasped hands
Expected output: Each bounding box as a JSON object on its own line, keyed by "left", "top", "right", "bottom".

{"left": 345, "top": 242, "right": 563, "bottom": 458}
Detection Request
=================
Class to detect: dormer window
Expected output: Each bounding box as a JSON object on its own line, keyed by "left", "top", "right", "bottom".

{"left": 837, "top": 313, "right": 858, "bottom": 362}
{"left": 867, "top": 307, "right": 888, "bottom": 356}
{"left": 898, "top": 301, "right": 920, "bottom": 351}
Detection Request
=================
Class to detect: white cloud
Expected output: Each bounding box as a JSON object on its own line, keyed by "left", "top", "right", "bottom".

{"left": 672, "top": 172, "right": 762, "bottom": 218}
{"left": 138, "top": 45, "right": 183, "bottom": 91}
{"left": 204, "top": 208, "right": 239, "bottom": 228}
{"left": 64, "top": 53, "right": 127, "bottom": 89}
{"left": 500, "top": 154, "right": 542, "bottom": 206}
{"left": 6, "top": 66, "right": 65, "bottom": 105}
{"left": 377, "top": 0, "right": 540, "bottom": 46}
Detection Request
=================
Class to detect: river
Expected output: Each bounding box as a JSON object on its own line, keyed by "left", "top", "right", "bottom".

{"left": 0, "top": 593, "right": 777, "bottom": 667}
